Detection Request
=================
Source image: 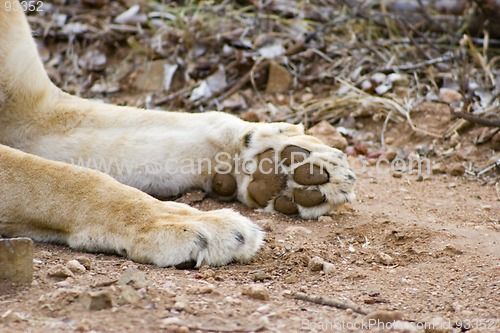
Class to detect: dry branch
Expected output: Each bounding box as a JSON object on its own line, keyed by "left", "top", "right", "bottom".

{"left": 293, "top": 292, "right": 370, "bottom": 315}
{"left": 451, "top": 110, "right": 500, "bottom": 128}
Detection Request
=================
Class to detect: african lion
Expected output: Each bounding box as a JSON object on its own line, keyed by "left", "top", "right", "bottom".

{"left": 0, "top": 1, "right": 355, "bottom": 268}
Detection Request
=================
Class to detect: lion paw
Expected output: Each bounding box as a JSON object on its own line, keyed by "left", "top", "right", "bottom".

{"left": 210, "top": 123, "right": 356, "bottom": 219}
{"left": 129, "top": 205, "right": 264, "bottom": 268}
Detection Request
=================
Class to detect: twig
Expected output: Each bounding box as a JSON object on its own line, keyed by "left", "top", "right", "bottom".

{"left": 185, "top": 323, "right": 266, "bottom": 332}
{"left": 154, "top": 82, "right": 201, "bottom": 106}
{"left": 209, "top": 60, "right": 270, "bottom": 107}
{"left": 293, "top": 292, "right": 370, "bottom": 315}
{"left": 381, "top": 109, "right": 393, "bottom": 146}
{"left": 375, "top": 52, "right": 455, "bottom": 73}
{"left": 451, "top": 111, "right": 500, "bottom": 128}
{"left": 476, "top": 159, "right": 500, "bottom": 176}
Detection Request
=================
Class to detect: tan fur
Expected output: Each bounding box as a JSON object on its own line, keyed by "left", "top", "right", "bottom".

{"left": 0, "top": 1, "right": 354, "bottom": 267}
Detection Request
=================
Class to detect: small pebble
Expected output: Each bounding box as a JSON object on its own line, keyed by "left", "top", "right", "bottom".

{"left": 161, "top": 317, "right": 181, "bottom": 327}
{"left": 80, "top": 290, "right": 113, "bottom": 311}
{"left": 431, "top": 162, "right": 446, "bottom": 174}
{"left": 67, "top": 260, "right": 86, "bottom": 274}
{"left": 371, "top": 72, "right": 387, "bottom": 84}
{"left": 439, "top": 88, "right": 462, "bottom": 104}
{"left": 175, "top": 326, "right": 190, "bottom": 333}
{"left": 392, "top": 171, "right": 403, "bottom": 178}
{"left": 47, "top": 264, "right": 75, "bottom": 279}
{"left": 250, "top": 270, "right": 270, "bottom": 282}
{"left": 241, "top": 284, "right": 270, "bottom": 301}
{"left": 74, "top": 256, "right": 92, "bottom": 270}
{"left": 308, "top": 256, "right": 324, "bottom": 272}
{"left": 376, "top": 252, "right": 394, "bottom": 265}
{"left": 323, "top": 262, "right": 336, "bottom": 274}
{"left": 380, "top": 149, "right": 397, "bottom": 161}
{"left": 301, "top": 93, "right": 314, "bottom": 103}
{"left": 195, "top": 284, "right": 215, "bottom": 294}
{"left": 448, "top": 162, "right": 465, "bottom": 176}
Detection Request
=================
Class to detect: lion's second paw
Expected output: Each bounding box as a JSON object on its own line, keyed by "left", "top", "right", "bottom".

{"left": 125, "top": 205, "right": 264, "bottom": 268}
{"left": 211, "top": 123, "right": 355, "bottom": 219}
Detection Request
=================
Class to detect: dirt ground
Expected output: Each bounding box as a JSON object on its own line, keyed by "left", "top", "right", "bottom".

{"left": 2, "top": 1, "right": 500, "bottom": 332}
{"left": 1, "top": 142, "right": 499, "bottom": 332}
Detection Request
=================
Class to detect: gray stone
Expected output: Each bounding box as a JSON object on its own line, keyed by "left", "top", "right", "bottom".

{"left": 80, "top": 290, "right": 113, "bottom": 311}
{"left": 0, "top": 238, "right": 33, "bottom": 284}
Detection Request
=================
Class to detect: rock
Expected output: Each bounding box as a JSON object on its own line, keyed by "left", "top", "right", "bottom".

{"left": 367, "top": 151, "right": 383, "bottom": 159}
{"left": 308, "top": 256, "right": 324, "bottom": 272}
{"left": 119, "top": 285, "right": 142, "bottom": 305}
{"left": 442, "top": 244, "right": 463, "bottom": 255}
{"left": 371, "top": 72, "right": 387, "bottom": 84}
{"left": 266, "top": 61, "right": 291, "bottom": 93}
{"left": 385, "top": 136, "right": 395, "bottom": 145}
{"left": 360, "top": 79, "right": 373, "bottom": 91}
{"left": 365, "top": 310, "right": 404, "bottom": 324}
{"left": 175, "top": 326, "right": 190, "bottom": 333}
{"left": 194, "top": 284, "right": 215, "bottom": 294}
{"left": 448, "top": 163, "right": 465, "bottom": 176}
{"left": 391, "top": 171, "right": 403, "bottom": 178}
{"left": 375, "top": 82, "right": 392, "bottom": 95}
{"left": 173, "top": 296, "right": 190, "bottom": 311}
{"left": 323, "top": 262, "right": 336, "bottom": 274}
{"left": 47, "top": 264, "right": 75, "bottom": 279}
{"left": 375, "top": 252, "right": 395, "bottom": 265}
{"left": 307, "top": 120, "right": 348, "bottom": 151}
{"left": 67, "top": 260, "right": 86, "bottom": 274}
{"left": 388, "top": 73, "right": 409, "bottom": 86}
{"left": 161, "top": 317, "right": 181, "bottom": 327}
{"left": 250, "top": 270, "right": 270, "bottom": 282}
{"left": 241, "top": 284, "right": 271, "bottom": 301}
{"left": 380, "top": 149, "right": 397, "bottom": 161}
{"left": 74, "top": 256, "right": 92, "bottom": 270}
{"left": 439, "top": 88, "right": 462, "bottom": 104}
{"left": 119, "top": 267, "right": 148, "bottom": 289}
{"left": 80, "top": 290, "right": 113, "bottom": 311}
{"left": 199, "top": 268, "right": 217, "bottom": 280}
{"left": 0, "top": 238, "right": 33, "bottom": 284}
{"left": 301, "top": 93, "right": 314, "bottom": 103}
{"left": 431, "top": 162, "right": 446, "bottom": 174}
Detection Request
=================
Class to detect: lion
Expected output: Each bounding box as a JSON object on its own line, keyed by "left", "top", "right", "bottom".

{"left": 0, "top": 1, "right": 355, "bottom": 268}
